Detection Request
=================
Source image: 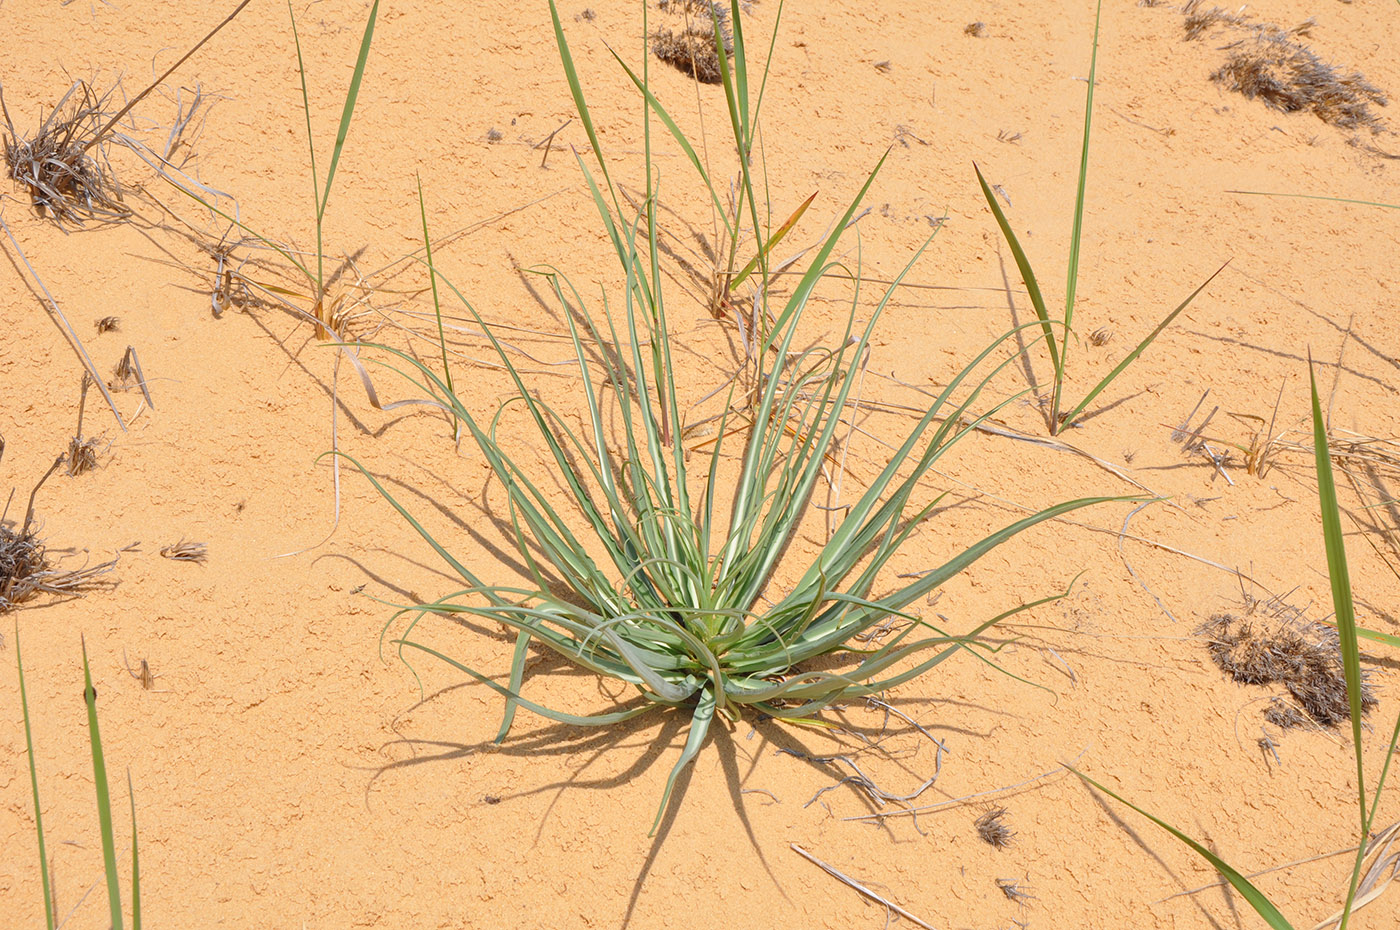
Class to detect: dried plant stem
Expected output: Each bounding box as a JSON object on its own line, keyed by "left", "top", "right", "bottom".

{"left": 1, "top": 215, "right": 126, "bottom": 430}
{"left": 83, "top": 0, "right": 254, "bottom": 154}
{"left": 789, "top": 844, "right": 939, "bottom": 930}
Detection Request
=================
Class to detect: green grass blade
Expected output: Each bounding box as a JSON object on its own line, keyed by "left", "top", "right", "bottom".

{"left": 396, "top": 638, "right": 659, "bottom": 727}
{"left": 495, "top": 630, "right": 532, "bottom": 744}
{"left": 609, "top": 50, "right": 734, "bottom": 241}
{"left": 1310, "top": 359, "right": 1368, "bottom": 927}
{"left": 974, "top": 163, "right": 1061, "bottom": 379}
{"left": 1063, "top": 0, "right": 1102, "bottom": 356}
{"left": 318, "top": 0, "right": 379, "bottom": 223}
{"left": 1229, "top": 190, "right": 1400, "bottom": 210}
{"left": 651, "top": 687, "right": 715, "bottom": 836}
{"left": 1318, "top": 620, "right": 1400, "bottom": 650}
{"left": 16, "top": 626, "right": 56, "bottom": 930}
{"left": 128, "top": 768, "right": 140, "bottom": 930}
{"left": 288, "top": 0, "right": 319, "bottom": 228}
{"left": 82, "top": 636, "right": 124, "bottom": 930}
{"left": 1071, "top": 767, "right": 1295, "bottom": 929}
{"left": 417, "top": 176, "right": 456, "bottom": 434}
{"left": 1311, "top": 361, "right": 1366, "bottom": 825}
{"left": 1059, "top": 261, "right": 1226, "bottom": 429}
{"left": 728, "top": 0, "right": 750, "bottom": 144}
{"left": 550, "top": 0, "right": 610, "bottom": 190}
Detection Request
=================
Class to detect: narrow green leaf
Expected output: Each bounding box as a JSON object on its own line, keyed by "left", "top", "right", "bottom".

{"left": 549, "top": 0, "right": 608, "bottom": 183}
{"left": 1059, "top": 261, "right": 1226, "bottom": 429}
{"left": 1071, "top": 767, "right": 1296, "bottom": 930}
{"left": 974, "top": 163, "right": 1061, "bottom": 379}
{"left": 1310, "top": 361, "right": 1366, "bottom": 825}
{"left": 651, "top": 687, "right": 716, "bottom": 836}
{"left": 1063, "top": 0, "right": 1103, "bottom": 357}
{"left": 82, "top": 636, "right": 124, "bottom": 930}
{"left": 1310, "top": 359, "right": 1368, "bottom": 929}
{"left": 417, "top": 176, "right": 457, "bottom": 434}
{"left": 1230, "top": 190, "right": 1400, "bottom": 210}
{"left": 318, "top": 0, "right": 379, "bottom": 222}
{"left": 16, "top": 626, "right": 56, "bottom": 930}
{"left": 495, "top": 630, "right": 532, "bottom": 744}
{"left": 128, "top": 769, "right": 141, "bottom": 930}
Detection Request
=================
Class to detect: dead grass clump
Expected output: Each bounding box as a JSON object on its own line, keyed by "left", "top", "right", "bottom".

{"left": 1180, "top": 2, "right": 1385, "bottom": 130}
{"left": 1201, "top": 612, "right": 1377, "bottom": 725}
{"left": 1212, "top": 35, "right": 1386, "bottom": 130}
{"left": 1, "top": 459, "right": 116, "bottom": 610}
{"left": 1182, "top": 3, "right": 1250, "bottom": 41}
{"left": 1, "top": 81, "right": 130, "bottom": 225}
{"left": 653, "top": 0, "right": 732, "bottom": 84}
{"left": 975, "top": 807, "right": 1014, "bottom": 849}
{"left": 0, "top": 523, "right": 49, "bottom": 610}
{"left": 161, "top": 540, "right": 207, "bottom": 563}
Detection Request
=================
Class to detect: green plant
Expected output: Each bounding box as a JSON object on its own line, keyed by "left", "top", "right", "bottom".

{"left": 343, "top": 0, "right": 1115, "bottom": 832}
{"left": 1071, "top": 359, "right": 1400, "bottom": 929}
{"left": 975, "top": 0, "right": 1223, "bottom": 435}
{"left": 17, "top": 629, "right": 141, "bottom": 930}
{"left": 162, "top": 0, "right": 380, "bottom": 335}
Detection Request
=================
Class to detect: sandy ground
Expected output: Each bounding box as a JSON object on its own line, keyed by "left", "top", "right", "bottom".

{"left": 2, "top": 0, "right": 1400, "bottom": 927}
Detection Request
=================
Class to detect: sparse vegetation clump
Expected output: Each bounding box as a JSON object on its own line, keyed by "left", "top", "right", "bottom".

{"left": 1201, "top": 611, "right": 1376, "bottom": 725}
{"left": 652, "top": 0, "right": 732, "bottom": 84}
{"left": 1181, "top": 1, "right": 1386, "bottom": 130}
{"left": 0, "top": 81, "right": 130, "bottom": 225}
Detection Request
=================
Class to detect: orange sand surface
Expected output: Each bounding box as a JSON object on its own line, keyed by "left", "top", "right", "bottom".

{"left": 2, "top": 1, "right": 1399, "bottom": 927}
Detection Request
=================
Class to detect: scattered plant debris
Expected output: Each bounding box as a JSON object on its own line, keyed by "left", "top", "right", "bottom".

{"left": 66, "top": 437, "right": 100, "bottom": 476}
{"left": 96, "top": 315, "right": 120, "bottom": 333}
{"left": 124, "top": 648, "right": 157, "bottom": 690}
{"left": 161, "top": 540, "right": 207, "bottom": 563}
{"left": 964, "top": 22, "right": 986, "bottom": 37}
{"left": 1200, "top": 611, "right": 1376, "bottom": 725}
{"left": 996, "top": 128, "right": 1023, "bottom": 143}
{"left": 976, "top": 807, "right": 1015, "bottom": 849}
{"left": 996, "top": 877, "right": 1036, "bottom": 904}
{"left": 652, "top": 0, "right": 731, "bottom": 84}
{"left": 66, "top": 374, "right": 101, "bottom": 476}
{"left": 1264, "top": 696, "right": 1307, "bottom": 729}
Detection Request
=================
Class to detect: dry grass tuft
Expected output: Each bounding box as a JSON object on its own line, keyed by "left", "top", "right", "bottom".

{"left": 1212, "top": 36, "right": 1386, "bottom": 130}
{"left": 653, "top": 0, "right": 731, "bottom": 84}
{"left": 1, "top": 458, "right": 116, "bottom": 610}
{"left": 1, "top": 81, "right": 130, "bottom": 225}
{"left": 1181, "top": 2, "right": 1385, "bottom": 130}
{"left": 0, "top": 523, "right": 50, "bottom": 610}
{"left": 161, "top": 540, "right": 207, "bottom": 563}
{"left": 975, "top": 807, "right": 1015, "bottom": 849}
{"left": 1201, "top": 611, "right": 1377, "bottom": 725}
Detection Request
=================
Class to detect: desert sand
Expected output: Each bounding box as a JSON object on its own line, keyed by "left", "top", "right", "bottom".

{"left": 2, "top": 1, "right": 1399, "bottom": 928}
